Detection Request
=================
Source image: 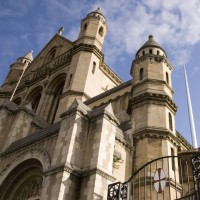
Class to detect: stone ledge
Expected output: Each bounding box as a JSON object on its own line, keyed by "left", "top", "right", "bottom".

{"left": 133, "top": 127, "right": 193, "bottom": 150}
{"left": 44, "top": 165, "right": 116, "bottom": 182}
{"left": 128, "top": 92, "right": 177, "bottom": 114}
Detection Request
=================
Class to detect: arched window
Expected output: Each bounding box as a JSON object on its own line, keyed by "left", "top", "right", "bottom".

{"left": 45, "top": 46, "right": 57, "bottom": 64}
{"left": 0, "top": 159, "right": 43, "bottom": 199}
{"left": 68, "top": 74, "right": 72, "bottom": 86}
{"left": 99, "top": 26, "right": 104, "bottom": 37}
{"left": 45, "top": 74, "right": 67, "bottom": 124}
{"left": 84, "top": 23, "right": 87, "bottom": 30}
{"left": 92, "top": 62, "right": 96, "bottom": 74}
{"left": 169, "top": 112, "right": 173, "bottom": 131}
{"left": 149, "top": 49, "right": 152, "bottom": 54}
{"left": 32, "top": 93, "right": 42, "bottom": 113}
{"left": 142, "top": 51, "right": 145, "bottom": 55}
{"left": 48, "top": 81, "right": 65, "bottom": 124}
{"left": 166, "top": 72, "right": 169, "bottom": 84}
{"left": 140, "top": 68, "right": 144, "bottom": 81}
{"left": 26, "top": 86, "right": 43, "bottom": 114}
{"left": 157, "top": 50, "right": 160, "bottom": 55}
{"left": 13, "top": 97, "right": 22, "bottom": 106}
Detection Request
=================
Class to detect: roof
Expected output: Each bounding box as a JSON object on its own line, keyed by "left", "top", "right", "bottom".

{"left": 136, "top": 35, "right": 167, "bottom": 56}
{"left": 1, "top": 122, "right": 61, "bottom": 156}
{"left": 87, "top": 7, "right": 104, "bottom": 17}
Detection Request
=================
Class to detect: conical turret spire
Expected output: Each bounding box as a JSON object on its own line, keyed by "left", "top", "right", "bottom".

{"left": 22, "top": 50, "right": 33, "bottom": 62}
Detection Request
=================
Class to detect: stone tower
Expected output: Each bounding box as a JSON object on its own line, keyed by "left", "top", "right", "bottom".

{"left": 129, "top": 35, "right": 179, "bottom": 199}
{"left": 57, "top": 7, "right": 115, "bottom": 119}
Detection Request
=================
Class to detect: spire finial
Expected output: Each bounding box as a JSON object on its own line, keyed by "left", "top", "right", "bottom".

{"left": 57, "top": 27, "right": 64, "bottom": 35}
{"left": 149, "top": 35, "right": 153, "bottom": 39}
{"left": 96, "top": 7, "right": 102, "bottom": 14}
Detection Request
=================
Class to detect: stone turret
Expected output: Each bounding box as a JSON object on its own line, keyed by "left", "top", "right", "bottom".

{"left": 76, "top": 7, "right": 107, "bottom": 51}
{"left": 129, "top": 35, "right": 177, "bottom": 165}
{"left": 0, "top": 50, "right": 33, "bottom": 95}
{"left": 128, "top": 35, "right": 179, "bottom": 199}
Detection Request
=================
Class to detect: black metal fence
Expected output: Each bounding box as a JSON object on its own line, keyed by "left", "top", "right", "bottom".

{"left": 108, "top": 153, "right": 200, "bottom": 200}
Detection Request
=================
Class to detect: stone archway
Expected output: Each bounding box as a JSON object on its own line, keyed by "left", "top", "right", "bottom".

{"left": 0, "top": 159, "right": 43, "bottom": 200}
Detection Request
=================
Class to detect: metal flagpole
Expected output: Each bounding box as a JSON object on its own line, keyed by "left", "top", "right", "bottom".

{"left": 184, "top": 65, "right": 198, "bottom": 148}
{"left": 10, "top": 64, "right": 28, "bottom": 101}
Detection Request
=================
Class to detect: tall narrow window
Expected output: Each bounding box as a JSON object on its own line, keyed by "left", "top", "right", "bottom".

{"left": 166, "top": 72, "right": 169, "bottom": 84}
{"left": 84, "top": 23, "right": 87, "bottom": 31}
{"left": 26, "top": 86, "right": 43, "bottom": 114}
{"left": 48, "top": 83, "right": 64, "bottom": 124}
{"left": 68, "top": 74, "right": 72, "bottom": 86}
{"left": 92, "top": 62, "right": 96, "bottom": 74}
{"left": 32, "top": 93, "right": 41, "bottom": 113}
{"left": 169, "top": 112, "right": 173, "bottom": 131}
{"left": 149, "top": 49, "right": 152, "bottom": 54}
{"left": 157, "top": 50, "right": 160, "bottom": 55}
{"left": 142, "top": 51, "right": 145, "bottom": 55}
{"left": 171, "top": 148, "right": 175, "bottom": 171}
{"left": 48, "top": 47, "right": 57, "bottom": 62}
{"left": 99, "top": 26, "right": 104, "bottom": 36}
{"left": 140, "top": 68, "right": 144, "bottom": 81}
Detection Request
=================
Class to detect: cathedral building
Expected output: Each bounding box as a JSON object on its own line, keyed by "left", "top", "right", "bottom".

{"left": 0, "top": 8, "right": 198, "bottom": 200}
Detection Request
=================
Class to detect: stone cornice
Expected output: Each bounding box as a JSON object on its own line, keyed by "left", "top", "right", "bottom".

{"left": 71, "top": 43, "right": 103, "bottom": 60}
{"left": 44, "top": 165, "right": 116, "bottom": 182}
{"left": 132, "top": 127, "right": 192, "bottom": 150}
{"left": 82, "top": 168, "right": 116, "bottom": 182}
{"left": 132, "top": 78, "right": 174, "bottom": 95}
{"left": 100, "top": 63, "right": 123, "bottom": 85}
{"left": 128, "top": 92, "right": 177, "bottom": 114}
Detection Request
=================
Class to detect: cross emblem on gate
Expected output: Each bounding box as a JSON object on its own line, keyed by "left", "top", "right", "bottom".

{"left": 153, "top": 168, "right": 166, "bottom": 193}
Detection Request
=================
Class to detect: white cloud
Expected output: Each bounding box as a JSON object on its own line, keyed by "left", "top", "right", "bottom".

{"left": 1, "top": 0, "right": 200, "bottom": 84}
{"left": 92, "top": 0, "right": 200, "bottom": 69}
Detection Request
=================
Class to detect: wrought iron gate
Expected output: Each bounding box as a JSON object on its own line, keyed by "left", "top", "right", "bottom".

{"left": 107, "top": 152, "right": 200, "bottom": 200}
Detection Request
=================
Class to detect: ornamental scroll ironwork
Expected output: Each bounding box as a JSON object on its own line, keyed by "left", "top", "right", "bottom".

{"left": 107, "top": 182, "right": 128, "bottom": 200}
{"left": 108, "top": 155, "right": 200, "bottom": 200}
{"left": 192, "top": 154, "right": 200, "bottom": 198}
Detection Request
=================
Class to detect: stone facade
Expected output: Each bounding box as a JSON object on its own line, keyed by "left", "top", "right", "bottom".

{"left": 0, "top": 8, "right": 195, "bottom": 200}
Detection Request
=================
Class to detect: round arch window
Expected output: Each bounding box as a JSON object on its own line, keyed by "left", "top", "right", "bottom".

{"left": 0, "top": 159, "right": 43, "bottom": 200}
{"left": 99, "top": 26, "right": 104, "bottom": 37}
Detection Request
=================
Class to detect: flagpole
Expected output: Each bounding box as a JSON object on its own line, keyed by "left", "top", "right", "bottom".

{"left": 184, "top": 65, "right": 198, "bottom": 148}
{"left": 10, "top": 64, "right": 27, "bottom": 101}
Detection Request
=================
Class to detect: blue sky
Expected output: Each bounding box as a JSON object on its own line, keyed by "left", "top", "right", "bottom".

{"left": 0, "top": 0, "right": 200, "bottom": 146}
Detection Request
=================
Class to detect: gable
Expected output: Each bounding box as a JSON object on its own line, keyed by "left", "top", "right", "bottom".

{"left": 25, "top": 34, "right": 73, "bottom": 75}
